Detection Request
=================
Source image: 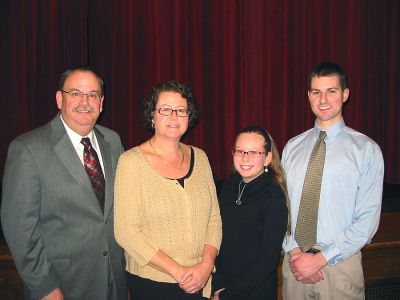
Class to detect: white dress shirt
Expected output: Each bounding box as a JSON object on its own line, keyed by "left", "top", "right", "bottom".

{"left": 59, "top": 114, "right": 106, "bottom": 177}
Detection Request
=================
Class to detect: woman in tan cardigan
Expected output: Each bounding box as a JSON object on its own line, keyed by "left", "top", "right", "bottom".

{"left": 114, "top": 81, "right": 222, "bottom": 299}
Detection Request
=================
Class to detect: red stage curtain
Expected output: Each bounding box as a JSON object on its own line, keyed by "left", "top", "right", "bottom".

{"left": 0, "top": 0, "right": 399, "bottom": 182}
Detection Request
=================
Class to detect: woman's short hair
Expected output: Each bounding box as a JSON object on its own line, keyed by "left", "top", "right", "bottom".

{"left": 142, "top": 81, "right": 199, "bottom": 131}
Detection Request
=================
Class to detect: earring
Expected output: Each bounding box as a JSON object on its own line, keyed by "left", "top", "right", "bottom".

{"left": 265, "top": 166, "right": 269, "bottom": 173}
{"left": 151, "top": 120, "right": 154, "bottom": 128}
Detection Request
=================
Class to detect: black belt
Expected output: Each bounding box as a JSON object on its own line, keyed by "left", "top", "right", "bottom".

{"left": 305, "top": 248, "right": 321, "bottom": 254}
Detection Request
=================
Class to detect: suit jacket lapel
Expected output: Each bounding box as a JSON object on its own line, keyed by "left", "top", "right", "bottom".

{"left": 94, "top": 128, "right": 114, "bottom": 219}
{"left": 51, "top": 115, "right": 104, "bottom": 214}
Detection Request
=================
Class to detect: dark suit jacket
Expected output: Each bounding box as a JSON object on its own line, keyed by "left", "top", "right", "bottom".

{"left": 1, "top": 115, "right": 127, "bottom": 300}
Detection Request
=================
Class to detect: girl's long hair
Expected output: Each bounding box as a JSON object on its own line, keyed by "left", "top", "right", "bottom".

{"left": 236, "top": 125, "right": 291, "bottom": 234}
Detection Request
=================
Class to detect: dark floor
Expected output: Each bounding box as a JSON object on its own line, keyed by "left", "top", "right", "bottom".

{"left": 366, "top": 278, "right": 400, "bottom": 300}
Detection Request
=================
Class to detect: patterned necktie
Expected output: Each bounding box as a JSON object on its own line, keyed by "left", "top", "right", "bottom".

{"left": 81, "top": 137, "right": 105, "bottom": 213}
{"left": 295, "top": 130, "right": 327, "bottom": 252}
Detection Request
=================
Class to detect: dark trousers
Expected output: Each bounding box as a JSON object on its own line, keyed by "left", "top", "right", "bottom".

{"left": 127, "top": 272, "right": 205, "bottom": 300}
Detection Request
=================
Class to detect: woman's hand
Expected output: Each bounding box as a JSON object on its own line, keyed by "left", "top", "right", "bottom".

{"left": 179, "top": 260, "right": 213, "bottom": 293}
{"left": 179, "top": 244, "right": 218, "bottom": 293}
{"left": 210, "top": 288, "right": 224, "bottom": 300}
{"left": 170, "top": 264, "right": 188, "bottom": 283}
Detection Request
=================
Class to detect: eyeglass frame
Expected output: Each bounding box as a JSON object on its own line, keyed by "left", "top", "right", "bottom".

{"left": 232, "top": 149, "right": 266, "bottom": 159}
{"left": 155, "top": 107, "right": 190, "bottom": 117}
{"left": 61, "top": 89, "right": 103, "bottom": 101}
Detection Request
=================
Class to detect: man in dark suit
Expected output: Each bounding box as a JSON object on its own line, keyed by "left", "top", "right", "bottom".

{"left": 1, "top": 67, "right": 127, "bottom": 300}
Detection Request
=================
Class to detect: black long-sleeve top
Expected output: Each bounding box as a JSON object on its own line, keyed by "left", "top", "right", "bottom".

{"left": 212, "top": 171, "right": 288, "bottom": 300}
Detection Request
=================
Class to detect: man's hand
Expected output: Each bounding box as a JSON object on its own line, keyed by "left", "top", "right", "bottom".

{"left": 288, "top": 247, "right": 302, "bottom": 257}
{"left": 40, "top": 288, "right": 64, "bottom": 300}
{"left": 289, "top": 251, "right": 327, "bottom": 281}
{"left": 301, "top": 271, "right": 324, "bottom": 284}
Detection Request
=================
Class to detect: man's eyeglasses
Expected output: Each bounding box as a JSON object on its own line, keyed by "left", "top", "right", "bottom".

{"left": 61, "top": 89, "right": 102, "bottom": 101}
{"left": 232, "top": 149, "right": 266, "bottom": 159}
{"left": 156, "top": 107, "right": 189, "bottom": 117}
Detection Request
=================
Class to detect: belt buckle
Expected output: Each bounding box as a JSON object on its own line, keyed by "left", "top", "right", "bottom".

{"left": 305, "top": 248, "right": 321, "bottom": 254}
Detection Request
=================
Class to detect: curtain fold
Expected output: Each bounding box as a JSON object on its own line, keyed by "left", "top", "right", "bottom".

{"left": 1, "top": 0, "right": 399, "bottom": 183}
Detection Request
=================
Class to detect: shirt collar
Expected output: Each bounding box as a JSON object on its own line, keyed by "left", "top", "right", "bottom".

{"left": 313, "top": 118, "right": 345, "bottom": 139}
{"left": 59, "top": 114, "right": 96, "bottom": 148}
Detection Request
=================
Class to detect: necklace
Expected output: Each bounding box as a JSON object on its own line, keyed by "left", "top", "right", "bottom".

{"left": 148, "top": 139, "right": 184, "bottom": 167}
{"left": 236, "top": 179, "right": 247, "bottom": 205}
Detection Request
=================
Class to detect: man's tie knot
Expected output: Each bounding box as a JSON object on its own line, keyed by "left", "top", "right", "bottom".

{"left": 318, "top": 130, "right": 327, "bottom": 141}
{"left": 81, "top": 137, "right": 92, "bottom": 148}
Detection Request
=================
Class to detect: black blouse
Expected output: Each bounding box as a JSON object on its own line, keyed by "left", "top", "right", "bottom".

{"left": 212, "top": 171, "right": 288, "bottom": 300}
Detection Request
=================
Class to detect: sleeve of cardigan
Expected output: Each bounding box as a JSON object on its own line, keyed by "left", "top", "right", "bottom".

{"left": 114, "top": 151, "right": 159, "bottom": 266}
{"left": 201, "top": 150, "right": 222, "bottom": 251}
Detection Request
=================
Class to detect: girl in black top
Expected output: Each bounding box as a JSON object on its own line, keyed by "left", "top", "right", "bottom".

{"left": 211, "top": 125, "right": 290, "bottom": 300}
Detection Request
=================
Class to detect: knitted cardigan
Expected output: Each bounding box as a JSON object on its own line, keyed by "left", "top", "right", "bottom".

{"left": 114, "top": 146, "right": 222, "bottom": 296}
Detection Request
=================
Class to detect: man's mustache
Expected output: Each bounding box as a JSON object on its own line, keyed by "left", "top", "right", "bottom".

{"left": 73, "top": 105, "right": 95, "bottom": 113}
